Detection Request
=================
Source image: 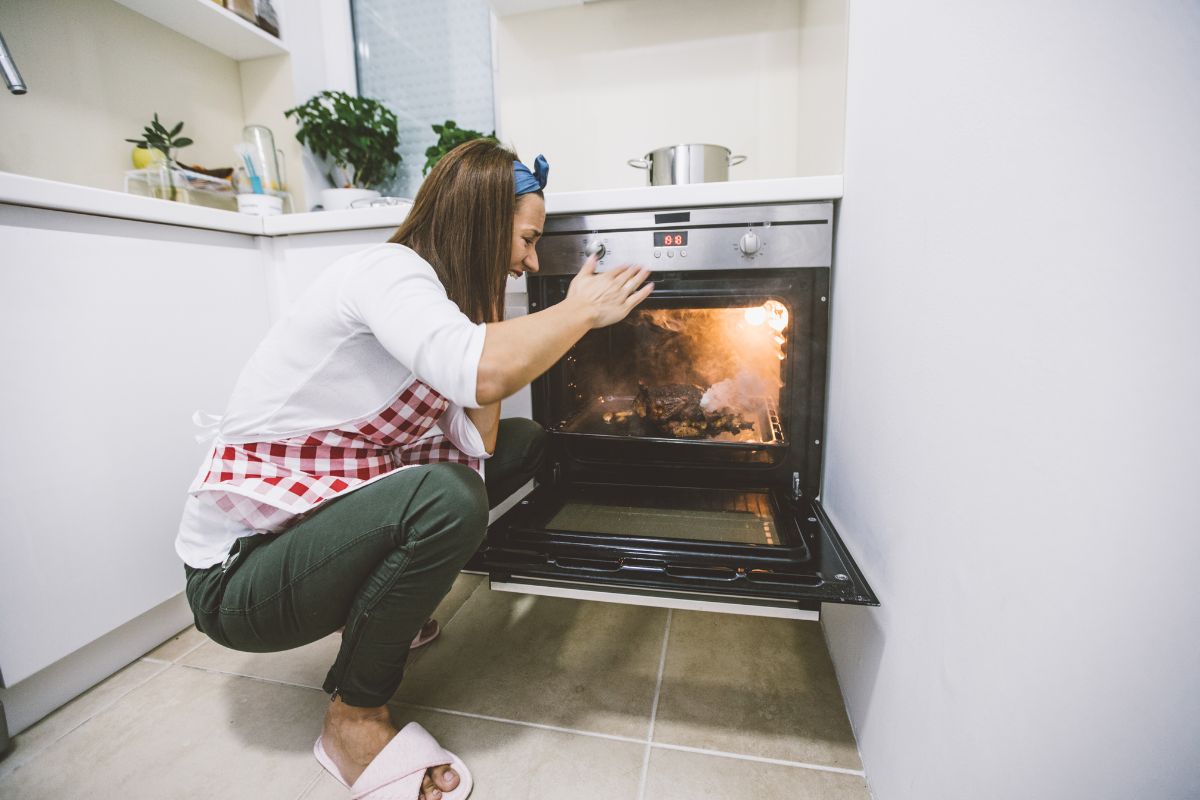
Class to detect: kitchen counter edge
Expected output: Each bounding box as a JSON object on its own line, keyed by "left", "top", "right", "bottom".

{"left": 0, "top": 172, "right": 844, "bottom": 236}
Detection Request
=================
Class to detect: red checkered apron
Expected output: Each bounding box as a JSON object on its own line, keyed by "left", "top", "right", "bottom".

{"left": 195, "top": 380, "right": 480, "bottom": 533}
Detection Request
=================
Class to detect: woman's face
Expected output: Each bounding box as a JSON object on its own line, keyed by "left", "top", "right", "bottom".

{"left": 510, "top": 193, "right": 546, "bottom": 278}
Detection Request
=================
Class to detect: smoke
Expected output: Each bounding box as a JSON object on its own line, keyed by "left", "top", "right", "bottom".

{"left": 624, "top": 307, "right": 786, "bottom": 418}
{"left": 701, "top": 371, "right": 770, "bottom": 413}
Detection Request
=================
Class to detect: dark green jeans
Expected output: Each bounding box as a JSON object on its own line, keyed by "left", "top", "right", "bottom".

{"left": 184, "top": 418, "right": 545, "bottom": 707}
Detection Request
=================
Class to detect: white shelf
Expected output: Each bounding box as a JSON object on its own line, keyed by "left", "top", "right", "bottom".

{"left": 113, "top": 0, "right": 287, "bottom": 61}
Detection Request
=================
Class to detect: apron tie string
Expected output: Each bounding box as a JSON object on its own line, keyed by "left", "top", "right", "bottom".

{"left": 192, "top": 410, "right": 224, "bottom": 446}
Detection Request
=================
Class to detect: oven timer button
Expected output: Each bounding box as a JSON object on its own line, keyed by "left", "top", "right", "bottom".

{"left": 653, "top": 249, "right": 661, "bottom": 258}
{"left": 666, "top": 250, "right": 674, "bottom": 258}
{"left": 680, "top": 249, "right": 687, "bottom": 257}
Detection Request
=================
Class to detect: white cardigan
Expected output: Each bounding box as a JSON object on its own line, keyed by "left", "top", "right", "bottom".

{"left": 175, "top": 243, "right": 490, "bottom": 568}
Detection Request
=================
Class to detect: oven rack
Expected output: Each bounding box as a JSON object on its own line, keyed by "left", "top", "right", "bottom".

{"left": 553, "top": 394, "right": 787, "bottom": 450}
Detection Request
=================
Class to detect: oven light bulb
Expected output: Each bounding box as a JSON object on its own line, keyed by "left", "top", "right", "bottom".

{"left": 744, "top": 306, "right": 767, "bottom": 326}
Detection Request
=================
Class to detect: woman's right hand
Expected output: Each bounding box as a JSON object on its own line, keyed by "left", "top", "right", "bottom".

{"left": 566, "top": 255, "right": 655, "bottom": 328}
{"left": 476, "top": 255, "right": 653, "bottom": 404}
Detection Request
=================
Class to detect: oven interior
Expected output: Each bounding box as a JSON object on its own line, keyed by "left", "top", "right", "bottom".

{"left": 533, "top": 269, "right": 826, "bottom": 480}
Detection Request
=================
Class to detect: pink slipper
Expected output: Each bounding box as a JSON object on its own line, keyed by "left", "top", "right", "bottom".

{"left": 336, "top": 619, "right": 441, "bottom": 650}
{"left": 410, "top": 618, "right": 440, "bottom": 650}
{"left": 314, "top": 721, "right": 473, "bottom": 799}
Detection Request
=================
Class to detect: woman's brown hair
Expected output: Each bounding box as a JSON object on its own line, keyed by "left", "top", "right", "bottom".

{"left": 387, "top": 138, "right": 518, "bottom": 324}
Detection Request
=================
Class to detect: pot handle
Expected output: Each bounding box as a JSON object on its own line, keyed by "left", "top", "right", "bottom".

{"left": 728, "top": 154, "right": 747, "bottom": 166}
{"left": 627, "top": 159, "right": 651, "bottom": 169}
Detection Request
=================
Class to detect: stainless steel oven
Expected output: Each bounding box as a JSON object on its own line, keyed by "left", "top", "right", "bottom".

{"left": 469, "top": 201, "right": 877, "bottom": 619}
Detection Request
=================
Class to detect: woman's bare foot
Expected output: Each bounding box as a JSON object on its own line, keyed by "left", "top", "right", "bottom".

{"left": 321, "top": 696, "right": 459, "bottom": 799}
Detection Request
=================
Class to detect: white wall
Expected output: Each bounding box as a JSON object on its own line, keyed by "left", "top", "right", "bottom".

{"left": 0, "top": 0, "right": 247, "bottom": 191}
{"left": 821, "top": 2, "right": 1200, "bottom": 798}
{"left": 0, "top": 0, "right": 349, "bottom": 211}
{"left": 278, "top": 0, "right": 356, "bottom": 209}
{"left": 494, "top": 0, "right": 847, "bottom": 191}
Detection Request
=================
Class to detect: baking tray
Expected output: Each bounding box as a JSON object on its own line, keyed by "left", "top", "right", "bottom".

{"left": 554, "top": 394, "right": 786, "bottom": 449}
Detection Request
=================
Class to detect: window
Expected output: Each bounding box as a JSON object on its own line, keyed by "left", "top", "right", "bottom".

{"left": 351, "top": 0, "right": 496, "bottom": 198}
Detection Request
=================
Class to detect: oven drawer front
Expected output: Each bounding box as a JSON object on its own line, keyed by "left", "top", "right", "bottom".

{"left": 489, "top": 575, "right": 820, "bottom": 621}
{"left": 472, "top": 484, "right": 877, "bottom": 608}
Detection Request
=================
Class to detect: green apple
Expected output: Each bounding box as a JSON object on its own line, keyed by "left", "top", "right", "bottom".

{"left": 131, "top": 146, "right": 168, "bottom": 170}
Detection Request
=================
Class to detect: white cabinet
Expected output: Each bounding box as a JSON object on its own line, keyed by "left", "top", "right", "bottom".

{"left": 0, "top": 205, "right": 272, "bottom": 686}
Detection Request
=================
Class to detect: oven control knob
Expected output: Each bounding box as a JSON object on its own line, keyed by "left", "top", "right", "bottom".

{"left": 584, "top": 240, "right": 606, "bottom": 259}
{"left": 738, "top": 231, "right": 761, "bottom": 256}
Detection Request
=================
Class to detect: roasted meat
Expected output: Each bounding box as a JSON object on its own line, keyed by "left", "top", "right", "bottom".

{"left": 633, "top": 383, "right": 757, "bottom": 439}
{"left": 634, "top": 384, "right": 705, "bottom": 424}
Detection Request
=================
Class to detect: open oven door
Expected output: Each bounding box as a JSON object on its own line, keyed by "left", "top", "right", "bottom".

{"left": 467, "top": 479, "right": 877, "bottom": 621}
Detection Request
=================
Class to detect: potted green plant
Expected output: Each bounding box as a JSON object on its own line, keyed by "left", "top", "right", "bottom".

{"left": 423, "top": 120, "right": 496, "bottom": 176}
{"left": 284, "top": 90, "right": 401, "bottom": 210}
{"left": 125, "top": 113, "right": 193, "bottom": 201}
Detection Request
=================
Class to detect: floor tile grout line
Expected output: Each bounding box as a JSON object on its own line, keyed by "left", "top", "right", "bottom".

{"left": 393, "top": 702, "right": 647, "bottom": 746}
{"left": 173, "top": 636, "right": 212, "bottom": 663}
{"left": 291, "top": 766, "right": 325, "bottom": 800}
{"left": 173, "top": 661, "right": 325, "bottom": 693}
{"left": 649, "top": 742, "right": 867, "bottom": 777}
{"left": 396, "top": 700, "right": 866, "bottom": 780}
{"left": 637, "top": 608, "right": 673, "bottom": 800}
{"left": 439, "top": 575, "right": 487, "bottom": 632}
{"left": 0, "top": 659, "right": 172, "bottom": 780}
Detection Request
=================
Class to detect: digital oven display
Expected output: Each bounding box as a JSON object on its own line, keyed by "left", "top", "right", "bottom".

{"left": 653, "top": 231, "right": 688, "bottom": 247}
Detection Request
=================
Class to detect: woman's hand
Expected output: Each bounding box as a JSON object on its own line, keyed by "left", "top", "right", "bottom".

{"left": 475, "top": 256, "right": 653, "bottom": 405}
{"left": 566, "top": 255, "right": 654, "bottom": 328}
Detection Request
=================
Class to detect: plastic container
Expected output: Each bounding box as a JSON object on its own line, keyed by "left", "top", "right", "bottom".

{"left": 242, "top": 125, "right": 284, "bottom": 193}
{"left": 124, "top": 166, "right": 237, "bottom": 211}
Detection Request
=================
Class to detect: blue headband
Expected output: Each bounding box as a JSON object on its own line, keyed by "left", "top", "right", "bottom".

{"left": 514, "top": 154, "right": 549, "bottom": 195}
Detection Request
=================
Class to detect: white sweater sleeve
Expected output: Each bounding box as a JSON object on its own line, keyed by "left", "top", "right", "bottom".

{"left": 340, "top": 246, "right": 487, "bottom": 408}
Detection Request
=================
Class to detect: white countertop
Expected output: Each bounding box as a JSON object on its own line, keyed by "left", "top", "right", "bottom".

{"left": 0, "top": 171, "right": 843, "bottom": 235}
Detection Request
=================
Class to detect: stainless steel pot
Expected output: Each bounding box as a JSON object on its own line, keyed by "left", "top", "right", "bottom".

{"left": 628, "top": 144, "right": 747, "bottom": 185}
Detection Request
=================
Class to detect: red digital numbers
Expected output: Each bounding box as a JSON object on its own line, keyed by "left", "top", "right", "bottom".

{"left": 671, "top": 234, "right": 682, "bottom": 246}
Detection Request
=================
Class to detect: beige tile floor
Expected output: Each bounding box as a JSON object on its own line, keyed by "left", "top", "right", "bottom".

{"left": 0, "top": 574, "right": 870, "bottom": 800}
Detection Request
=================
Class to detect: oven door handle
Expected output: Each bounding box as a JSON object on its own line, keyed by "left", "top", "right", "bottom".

{"left": 550, "top": 556, "right": 623, "bottom": 574}
{"left": 550, "top": 556, "right": 671, "bottom": 576}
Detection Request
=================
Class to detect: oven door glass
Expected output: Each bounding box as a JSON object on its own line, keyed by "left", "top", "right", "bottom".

{"left": 474, "top": 483, "right": 877, "bottom": 610}
{"left": 542, "top": 289, "right": 796, "bottom": 464}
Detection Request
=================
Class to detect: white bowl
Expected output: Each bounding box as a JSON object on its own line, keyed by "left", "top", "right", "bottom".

{"left": 320, "top": 188, "right": 381, "bottom": 211}
{"left": 236, "top": 193, "right": 284, "bottom": 216}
